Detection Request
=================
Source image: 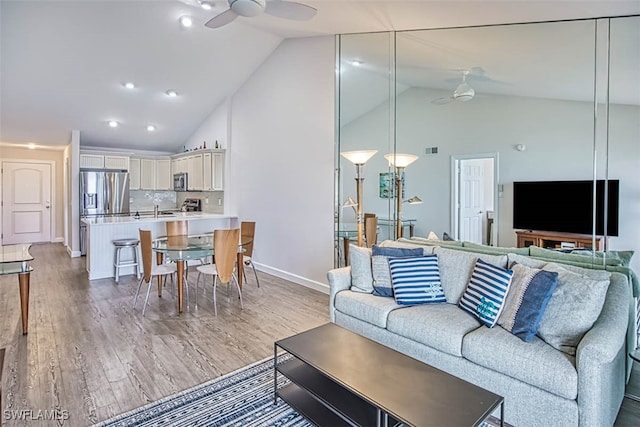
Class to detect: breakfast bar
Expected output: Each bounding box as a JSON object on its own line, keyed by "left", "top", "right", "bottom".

{"left": 82, "top": 212, "right": 239, "bottom": 281}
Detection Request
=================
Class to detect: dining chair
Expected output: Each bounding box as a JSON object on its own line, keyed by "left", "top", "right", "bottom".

{"left": 241, "top": 221, "right": 260, "bottom": 287}
{"left": 195, "top": 228, "right": 243, "bottom": 315}
{"left": 133, "top": 229, "right": 178, "bottom": 316}
{"left": 364, "top": 214, "right": 378, "bottom": 248}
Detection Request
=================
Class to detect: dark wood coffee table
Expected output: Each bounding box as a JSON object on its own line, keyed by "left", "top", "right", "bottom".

{"left": 274, "top": 323, "right": 503, "bottom": 427}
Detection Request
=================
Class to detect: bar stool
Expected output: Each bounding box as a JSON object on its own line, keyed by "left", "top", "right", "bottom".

{"left": 113, "top": 239, "right": 141, "bottom": 283}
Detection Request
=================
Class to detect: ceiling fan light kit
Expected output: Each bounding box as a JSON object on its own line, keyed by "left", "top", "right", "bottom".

{"left": 231, "top": 0, "right": 265, "bottom": 17}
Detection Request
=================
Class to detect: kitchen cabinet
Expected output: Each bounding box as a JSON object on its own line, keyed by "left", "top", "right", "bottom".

{"left": 203, "top": 151, "right": 224, "bottom": 191}
{"left": 140, "top": 159, "right": 156, "bottom": 190}
{"left": 170, "top": 149, "right": 224, "bottom": 191}
{"left": 155, "top": 159, "right": 172, "bottom": 190}
{"left": 129, "top": 158, "right": 141, "bottom": 190}
{"left": 186, "top": 154, "right": 203, "bottom": 191}
{"left": 80, "top": 153, "right": 129, "bottom": 170}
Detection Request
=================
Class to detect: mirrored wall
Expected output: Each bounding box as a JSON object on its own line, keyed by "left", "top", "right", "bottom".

{"left": 335, "top": 16, "right": 640, "bottom": 273}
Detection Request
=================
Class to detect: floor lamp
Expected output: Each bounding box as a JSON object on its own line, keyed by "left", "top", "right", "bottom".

{"left": 384, "top": 153, "right": 418, "bottom": 239}
{"left": 341, "top": 150, "right": 377, "bottom": 247}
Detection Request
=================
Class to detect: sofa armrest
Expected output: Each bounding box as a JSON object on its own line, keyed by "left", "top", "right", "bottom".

{"left": 327, "top": 267, "right": 351, "bottom": 322}
{"left": 576, "top": 273, "right": 630, "bottom": 426}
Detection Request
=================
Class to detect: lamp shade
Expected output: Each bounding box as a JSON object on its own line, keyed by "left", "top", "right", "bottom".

{"left": 341, "top": 150, "right": 378, "bottom": 165}
{"left": 384, "top": 153, "right": 418, "bottom": 168}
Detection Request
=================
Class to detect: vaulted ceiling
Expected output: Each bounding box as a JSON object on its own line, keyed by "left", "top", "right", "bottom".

{"left": 1, "top": 1, "right": 638, "bottom": 152}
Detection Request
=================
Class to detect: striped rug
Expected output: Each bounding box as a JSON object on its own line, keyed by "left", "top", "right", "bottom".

{"left": 94, "top": 354, "right": 309, "bottom": 427}
{"left": 95, "top": 354, "right": 502, "bottom": 427}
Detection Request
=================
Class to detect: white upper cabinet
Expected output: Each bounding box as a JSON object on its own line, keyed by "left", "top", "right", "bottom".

{"left": 80, "top": 152, "right": 129, "bottom": 170}
{"left": 104, "top": 155, "right": 129, "bottom": 170}
{"left": 203, "top": 152, "right": 224, "bottom": 191}
{"left": 155, "top": 159, "right": 172, "bottom": 190}
{"left": 129, "top": 158, "right": 141, "bottom": 190}
{"left": 140, "top": 159, "right": 156, "bottom": 190}
{"left": 186, "top": 154, "right": 203, "bottom": 191}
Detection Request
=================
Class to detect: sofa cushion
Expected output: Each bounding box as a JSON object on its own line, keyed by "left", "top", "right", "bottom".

{"left": 387, "top": 304, "right": 481, "bottom": 357}
{"left": 388, "top": 255, "right": 446, "bottom": 305}
{"left": 349, "top": 245, "right": 373, "bottom": 293}
{"left": 462, "top": 241, "right": 530, "bottom": 256}
{"left": 536, "top": 263, "right": 610, "bottom": 355}
{"left": 371, "top": 245, "right": 424, "bottom": 297}
{"left": 434, "top": 247, "right": 508, "bottom": 304}
{"left": 459, "top": 259, "right": 514, "bottom": 328}
{"left": 530, "top": 246, "right": 623, "bottom": 266}
{"left": 462, "top": 326, "right": 578, "bottom": 400}
{"left": 334, "top": 290, "right": 402, "bottom": 328}
{"left": 498, "top": 263, "right": 559, "bottom": 342}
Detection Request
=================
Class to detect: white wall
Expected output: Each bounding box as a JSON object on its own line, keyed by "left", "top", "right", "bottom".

{"left": 186, "top": 37, "right": 336, "bottom": 289}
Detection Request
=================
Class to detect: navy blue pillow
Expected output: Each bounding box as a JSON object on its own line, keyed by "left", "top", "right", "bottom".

{"left": 498, "top": 263, "right": 559, "bottom": 341}
{"left": 371, "top": 245, "right": 424, "bottom": 297}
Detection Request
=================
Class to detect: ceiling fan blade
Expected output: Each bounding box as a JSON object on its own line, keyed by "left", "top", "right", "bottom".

{"left": 264, "top": 1, "right": 317, "bottom": 20}
{"left": 432, "top": 97, "right": 454, "bottom": 105}
{"left": 205, "top": 8, "right": 239, "bottom": 28}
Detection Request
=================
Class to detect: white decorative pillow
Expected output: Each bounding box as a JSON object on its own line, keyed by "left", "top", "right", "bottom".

{"left": 536, "top": 263, "right": 610, "bottom": 355}
{"left": 459, "top": 259, "right": 514, "bottom": 328}
{"left": 349, "top": 245, "right": 373, "bottom": 293}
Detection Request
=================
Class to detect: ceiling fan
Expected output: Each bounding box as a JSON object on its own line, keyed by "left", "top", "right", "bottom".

{"left": 203, "top": 0, "right": 317, "bottom": 29}
{"left": 432, "top": 70, "right": 476, "bottom": 105}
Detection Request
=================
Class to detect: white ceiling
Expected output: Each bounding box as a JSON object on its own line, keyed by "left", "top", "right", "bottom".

{"left": 1, "top": 1, "right": 638, "bottom": 152}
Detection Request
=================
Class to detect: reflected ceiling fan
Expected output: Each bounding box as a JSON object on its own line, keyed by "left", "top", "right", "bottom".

{"left": 201, "top": 0, "right": 317, "bottom": 29}
{"left": 432, "top": 70, "right": 475, "bottom": 105}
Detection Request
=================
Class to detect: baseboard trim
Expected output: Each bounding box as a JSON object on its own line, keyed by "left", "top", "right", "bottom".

{"left": 253, "top": 263, "right": 329, "bottom": 295}
{"left": 53, "top": 237, "right": 64, "bottom": 243}
{"left": 67, "top": 246, "right": 81, "bottom": 258}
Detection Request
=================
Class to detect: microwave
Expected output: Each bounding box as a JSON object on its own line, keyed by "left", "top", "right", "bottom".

{"left": 173, "top": 173, "right": 188, "bottom": 191}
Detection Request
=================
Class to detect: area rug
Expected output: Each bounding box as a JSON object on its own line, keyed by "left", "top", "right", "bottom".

{"left": 94, "top": 354, "right": 501, "bottom": 427}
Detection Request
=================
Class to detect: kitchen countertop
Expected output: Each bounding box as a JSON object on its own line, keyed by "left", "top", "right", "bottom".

{"left": 81, "top": 212, "right": 232, "bottom": 225}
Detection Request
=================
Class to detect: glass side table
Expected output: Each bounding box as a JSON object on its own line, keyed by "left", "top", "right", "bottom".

{"left": 0, "top": 244, "right": 34, "bottom": 335}
{"left": 627, "top": 350, "right": 640, "bottom": 402}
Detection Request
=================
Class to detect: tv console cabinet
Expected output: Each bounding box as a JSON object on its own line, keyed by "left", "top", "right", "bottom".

{"left": 516, "top": 230, "right": 604, "bottom": 251}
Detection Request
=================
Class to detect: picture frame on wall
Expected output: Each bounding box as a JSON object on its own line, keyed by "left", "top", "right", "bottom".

{"left": 379, "top": 172, "right": 405, "bottom": 198}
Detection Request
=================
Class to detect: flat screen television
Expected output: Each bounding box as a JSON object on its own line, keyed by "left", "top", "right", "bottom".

{"left": 513, "top": 180, "right": 619, "bottom": 236}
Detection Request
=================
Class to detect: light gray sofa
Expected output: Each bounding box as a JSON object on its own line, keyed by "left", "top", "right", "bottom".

{"left": 327, "top": 242, "right": 631, "bottom": 427}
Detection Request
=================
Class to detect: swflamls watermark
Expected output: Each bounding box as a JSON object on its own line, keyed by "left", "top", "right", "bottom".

{"left": 3, "top": 409, "right": 70, "bottom": 421}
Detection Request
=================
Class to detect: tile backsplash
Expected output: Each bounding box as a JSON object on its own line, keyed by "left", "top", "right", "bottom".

{"left": 131, "top": 190, "right": 224, "bottom": 214}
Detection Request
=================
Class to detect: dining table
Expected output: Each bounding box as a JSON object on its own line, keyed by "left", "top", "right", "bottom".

{"left": 0, "top": 244, "right": 33, "bottom": 334}
{"left": 153, "top": 234, "right": 252, "bottom": 313}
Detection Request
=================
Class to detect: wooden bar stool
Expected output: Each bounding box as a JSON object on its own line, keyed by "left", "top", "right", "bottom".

{"left": 112, "top": 238, "right": 141, "bottom": 283}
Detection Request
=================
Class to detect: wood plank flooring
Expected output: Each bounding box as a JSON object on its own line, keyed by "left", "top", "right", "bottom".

{"left": 0, "top": 243, "right": 329, "bottom": 426}
{"left": 0, "top": 243, "right": 638, "bottom": 426}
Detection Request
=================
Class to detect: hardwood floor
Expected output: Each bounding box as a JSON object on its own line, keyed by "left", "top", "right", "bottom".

{"left": 0, "top": 243, "right": 638, "bottom": 426}
{"left": 0, "top": 243, "right": 329, "bottom": 426}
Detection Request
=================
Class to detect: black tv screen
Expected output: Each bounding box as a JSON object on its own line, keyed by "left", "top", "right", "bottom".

{"left": 513, "top": 180, "right": 619, "bottom": 236}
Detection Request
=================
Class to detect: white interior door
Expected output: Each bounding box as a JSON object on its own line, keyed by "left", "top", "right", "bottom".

{"left": 2, "top": 161, "right": 52, "bottom": 244}
{"left": 459, "top": 159, "right": 484, "bottom": 244}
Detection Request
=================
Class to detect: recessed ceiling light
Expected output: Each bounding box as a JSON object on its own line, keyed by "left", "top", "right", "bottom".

{"left": 179, "top": 15, "right": 193, "bottom": 28}
{"left": 108, "top": 120, "right": 119, "bottom": 128}
{"left": 350, "top": 60, "right": 363, "bottom": 67}
{"left": 28, "top": 143, "right": 36, "bottom": 150}
{"left": 166, "top": 89, "right": 178, "bottom": 97}
{"left": 199, "top": 1, "right": 213, "bottom": 10}
{"left": 124, "top": 82, "right": 135, "bottom": 89}
{"left": 147, "top": 125, "right": 156, "bottom": 132}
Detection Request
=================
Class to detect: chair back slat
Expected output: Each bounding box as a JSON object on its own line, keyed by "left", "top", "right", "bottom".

{"left": 139, "top": 229, "right": 153, "bottom": 283}
{"left": 365, "top": 214, "right": 378, "bottom": 248}
{"left": 166, "top": 220, "right": 188, "bottom": 237}
{"left": 215, "top": 229, "right": 239, "bottom": 283}
{"left": 241, "top": 221, "right": 256, "bottom": 258}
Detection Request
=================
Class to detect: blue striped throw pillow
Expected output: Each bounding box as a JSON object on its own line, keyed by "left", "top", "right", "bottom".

{"left": 388, "top": 255, "right": 447, "bottom": 305}
{"left": 459, "top": 258, "right": 514, "bottom": 327}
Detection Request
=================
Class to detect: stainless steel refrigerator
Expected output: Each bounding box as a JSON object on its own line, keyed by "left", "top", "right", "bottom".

{"left": 80, "top": 170, "right": 130, "bottom": 255}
